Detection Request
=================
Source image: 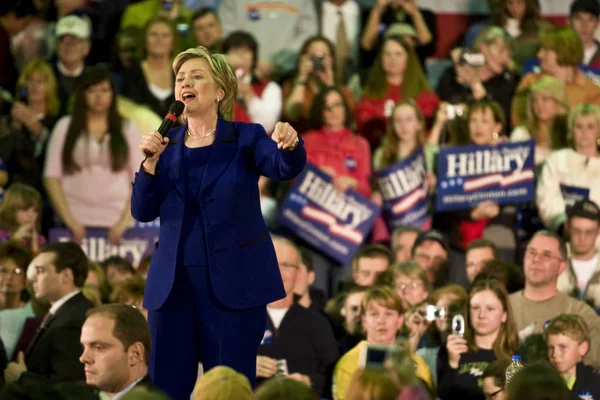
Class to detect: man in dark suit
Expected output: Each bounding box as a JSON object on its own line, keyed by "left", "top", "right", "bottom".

{"left": 3, "top": 242, "right": 92, "bottom": 384}
{"left": 80, "top": 304, "right": 157, "bottom": 398}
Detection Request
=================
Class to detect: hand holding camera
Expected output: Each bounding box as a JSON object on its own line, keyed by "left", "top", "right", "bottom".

{"left": 446, "top": 333, "right": 468, "bottom": 369}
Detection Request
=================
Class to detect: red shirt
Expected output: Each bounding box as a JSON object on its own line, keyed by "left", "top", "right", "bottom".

{"left": 303, "top": 127, "right": 372, "bottom": 197}
{"left": 354, "top": 85, "right": 439, "bottom": 150}
{"left": 233, "top": 78, "right": 270, "bottom": 124}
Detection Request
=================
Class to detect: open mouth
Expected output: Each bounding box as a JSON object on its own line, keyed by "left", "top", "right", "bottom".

{"left": 182, "top": 93, "right": 196, "bottom": 101}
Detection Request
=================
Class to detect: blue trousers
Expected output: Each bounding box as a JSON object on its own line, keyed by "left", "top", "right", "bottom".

{"left": 148, "top": 264, "right": 267, "bottom": 400}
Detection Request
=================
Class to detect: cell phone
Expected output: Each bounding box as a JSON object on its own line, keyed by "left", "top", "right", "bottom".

{"left": 358, "top": 344, "right": 403, "bottom": 370}
{"left": 18, "top": 86, "right": 28, "bottom": 104}
{"left": 422, "top": 304, "right": 447, "bottom": 322}
{"left": 447, "top": 104, "right": 464, "bottom": 120}
{"left": 459, "top": 50, "right": 485, "bottom": 67}
{"left": 176, "top": 22, "right": 189, "bottom": 37}
{"left": 275, "top": 359, "right": 288, "bottom": 376}
{"left": 311, "top": 53, "right": 325, "bottom": 73}
{"left": 452, "top": 315, "right": 465, "bottom": 338}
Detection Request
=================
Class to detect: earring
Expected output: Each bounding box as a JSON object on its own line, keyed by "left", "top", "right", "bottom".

{"left": 215, "top": 96, "right": 221, "bottom": 103}
{"left": 597, "top": 137, "right": 600, "bottom": 146}
{"left": 493, "top": 132, "right": 499, "bottom": 140}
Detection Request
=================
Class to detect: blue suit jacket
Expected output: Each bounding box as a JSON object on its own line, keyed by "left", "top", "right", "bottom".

{"left": 131, "top": 119, "right": 306, "bottom": 311}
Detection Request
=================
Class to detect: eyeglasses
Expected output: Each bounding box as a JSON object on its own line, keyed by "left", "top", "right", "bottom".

{"left": 395, "top": 282, "right": 423, "bottom": 292}
{"left": 484, "top": 388, "right": 503, "bottom": 400}
{"left": 0, "top": 266, "right": 23, "bottom": 276}
{"left": 524, "top": 248, "right": 563, "bottom": 263}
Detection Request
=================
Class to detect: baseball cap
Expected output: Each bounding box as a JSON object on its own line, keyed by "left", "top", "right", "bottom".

{"left": 412, "top": 230, "right": 450, "bottom": 255}
{"left": 568, "top": 199, "right": 600, "bottom": 222}
{"left": 385, "top": 23, "right": 418, "bottom": 39}
{"left": 570, "top": 0, "right": 600, "bottom": 17}
{"left": 56, "top": 15, "right": 91, "bottom": 40}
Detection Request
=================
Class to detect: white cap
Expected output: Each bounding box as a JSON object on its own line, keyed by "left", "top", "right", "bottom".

{"left": 56, "top": 15, "right": 91, "bottom": 40}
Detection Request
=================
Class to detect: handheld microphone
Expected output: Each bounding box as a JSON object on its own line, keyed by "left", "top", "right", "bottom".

{"left": 144, "top": 100, "right": 185, "bottom": 158}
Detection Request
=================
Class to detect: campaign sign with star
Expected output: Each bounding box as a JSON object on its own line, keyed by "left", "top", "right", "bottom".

{"left": 276, "top": 163, "right": 381, "bottom": 264}
{"left": 374, "top": 148, "right": 430, "bottom": 229}
{"left": 435, "top": 140, "right": 536, "bottom": 212}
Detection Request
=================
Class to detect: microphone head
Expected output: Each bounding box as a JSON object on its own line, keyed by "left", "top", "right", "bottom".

{"left": 169, "top": 100, "right": 185, "bottom": 116}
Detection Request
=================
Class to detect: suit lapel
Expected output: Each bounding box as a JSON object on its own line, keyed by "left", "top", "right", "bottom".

{"left": 165, "top": 127, "right": 186, "bottom": 198}
{"left": 199, "top": 118, "right": 238, "bottom": 193}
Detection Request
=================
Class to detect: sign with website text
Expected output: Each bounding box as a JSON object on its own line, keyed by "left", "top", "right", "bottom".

{"left": 49, "top": 227, "right": 159, "bottom": 267}
{"left": 560, "top": 184, "right": 590, "bottom": 212}
{"left": 436, "top": 140, "right": 536, "bottom": 212}
{"left": 276, "top": 163, "right": 380, "bottom": 264}
{"left": 375, "top": 149, "right": 430, "bottom": 229}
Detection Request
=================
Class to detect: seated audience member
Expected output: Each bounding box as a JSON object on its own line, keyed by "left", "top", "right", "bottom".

{"left": 193, "top": 366, "right": 253, "bottom": 400}
{"left": 355, "top": 35, "right": 439, "bottom": 151}
{"left": 511, "top": 27, "right": 600, "bottom": 128}
{"left": 303, "top": 86, "right": 371, "bottom": 197}
{"left": 0, "top": 0, "right": 36, "bottom": 106}
{"left": 85, "top": 263, "right": 107, "bottom": 303}
{"left": 109, "top": 276, "right": 147, "bottom": 320}
{"left": 332, "top": 286, "right": 433, "bottom": 400}
{"left": 506, "top": 363, "right": 571, "bottom": 400}
{"left": 411, "top": 230, "right": 450, "bottom": 288}
{"left": 481, "top": 359, "right": 511, "bottom": 400}
{"left": 256, "top": 237, "right": 339, "bottom": 397}
{"left": 390, "top": 261, "right": 431, "bottom": 311}
{"left": 5, "top": 59, "right": 61, "bottom": 189}
{"left": 102, "top": 256, "right": 136, "bottom": 287}
{"left": 80, "top": 304, "right": 156, "bottom": 398}
{"left": 191, "top": 8, "right": 223, "bottom": 52}
{"left": 346, "top": 245, "right": 394, "bottom": 290}
{"left": 465, "top": 239, "right": 499, "bottom": 285}
{"left": 473, "top": 260, "right": 525, "bottom": 294}
{"left": 52, "top": 15, "right": 91, "bottom": 117}
{"left": 570, "top": 0, "right": 600, "bottom": 68}
{"left": 344, "top": 369, "right": 400, "bottom": 400}
{"left": 333, "top": 286, "right": 367, "bottom": 356}
{"left": 437, "top": 279, "right": 519, "bottom": 400}
{"left": 4, "top": 242, "right": 92, "bottom": 383}
{"left": 0, "top": 242, "right": 34, "bottom": 360}
{"left": 545, "top": 314, "right": 600, "bottom": 399}
{"left": 510, "top": 76, "right": 569, "bottom": 166}
{"left": 437, "top": 27, "right": 518, "bottom": 124}
{"left": 294, "top": 248, "right": 326, "bottom": 312}
{"left": 434, "top": 101, "right": 518, "bottom": 283}
{"left": 219, "top": 0, "right": 318, "bottom": 80}
{"left": 223, "top": 31, "right": 281, "bottom": 133}
{"left": 415, "top": 285, "right": 469, "bottom": 382}
{"left": 122, "top": 17, "right": 176, "bottom": 118}
{"left": 537, "top": 104, "right": 600, "bottom": 233}
{"left": 44, "top": 66, "right": 143, "bottom": 244}
{"left": 558, "top": 200, "right": 600, "bottom": 301}
{"left": 282, "top": 36, "right": 354, "bottom": 135}
{"left": 463, "top": 0, "right": 552, "bottom": 73}
{"left": 392, "top": 227, "right": 421, "bottom": 263}
{"left": 0, "top": 184, "right": 46, "bottom": 253}
{"left": 254, "top": 376, "right": 318, "bottom": 400}
{"left": 359, "top": 0, "right": 436, "bottom": 72}
{"left": 110, "top": 27, "right": 142, "bottom": 91}
{"left": 510, "top": 230, "right": 600, "bottom": 366}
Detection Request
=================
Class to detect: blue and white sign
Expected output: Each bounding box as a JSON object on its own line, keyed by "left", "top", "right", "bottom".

{"left": 560, "top": 184, "right": 590, "bottom": 212}
{"left": 375, "top": 149, "right": 430, "bottom": 228}
{"left": 276, "top": 163, "right": 381, "bottom": 264}
{"left": 436, "top": 140, "right": 536, "bottom": 212}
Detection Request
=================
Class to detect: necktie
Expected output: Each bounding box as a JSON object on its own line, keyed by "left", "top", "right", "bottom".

{"left": 25, "top": 312, "right": 54, "bottom": 356}
{"left": 40, "top": 312, "right": 54, "bottom": 328}
{"left": 335, "top": 10, "right": 350, "bottom": 84}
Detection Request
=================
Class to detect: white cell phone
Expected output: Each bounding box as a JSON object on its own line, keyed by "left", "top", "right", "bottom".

{"left": 452, "top": 315, "right": 465, "bottom": 337}
{"left": 275, "top": 359, "right": 288, "bottom": 376}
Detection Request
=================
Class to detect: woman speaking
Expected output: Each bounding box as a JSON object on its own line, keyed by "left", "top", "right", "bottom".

{"left": 131, "top": 46, "right": 306, "bottom": 400}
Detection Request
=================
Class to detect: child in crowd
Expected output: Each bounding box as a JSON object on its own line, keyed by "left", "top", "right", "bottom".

{"left": 545, "top": 314, "right": 600, "bottom": 399}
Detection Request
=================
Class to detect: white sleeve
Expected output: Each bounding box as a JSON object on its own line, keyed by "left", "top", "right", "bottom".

{"left": 510, "top": 126, "right": 530, "bottom": 142}
{"left": 246, "top": 81, "right": 282, "bottom": 134}
{"left": 536, "top": 153, "right": 567, "bottom": 231}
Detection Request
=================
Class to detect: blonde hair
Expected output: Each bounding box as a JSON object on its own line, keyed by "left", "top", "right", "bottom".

{"left": 194, "top": 366, "right": 253, "bottom": 400}
{"left": 390, "top": 261, "right": 431, "bottom": 294}
{"left": 17, "top": 59, "right": 60, "bottom": 117}
{"left": 472, "top": 26, "right": 511, "bottom": 52}
{"left": 361, "top": 286, "right": 404, "bottom": 316}
{"left": 544, "top": 314, "right": 590, "bottom": 345}
{"left": 525, "top": 76, "right": 568, "bottom": 143}
{"left": 0, "top": 183, "right": 42, "bottom": 233}
{"left": 345, "top": 369, "right": 400, "bottom": 400}
{"left": 429, "top": 284, "right": 469, "bottom": 305}
{"left": 567, "top": 103, "right": 600, "bottom": 148}
{"left": 379, "top": 102, "right": 426, "bottom": 170}
{"left": 172, "top": 46, "right": 237, "bottom": 121}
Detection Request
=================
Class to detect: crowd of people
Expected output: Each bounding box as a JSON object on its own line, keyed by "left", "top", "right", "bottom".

{"left": 2, "top": 0, "right": 600, "bottom": 399}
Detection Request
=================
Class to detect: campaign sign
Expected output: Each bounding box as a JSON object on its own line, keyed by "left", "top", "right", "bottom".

{"left": 560, "top": 184, "right": 590, "bottom": 212}
{"left": 49, "top": 227, "right": 159, "bottom": 267}
{"left": 375, "top": 149, "right": 430, "bottom": 228}
{"left": 276, "top": 163, "right": 381, "bottom": 264}
{"left": 436, "top": 140, "right": 536, "bottom": 212}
